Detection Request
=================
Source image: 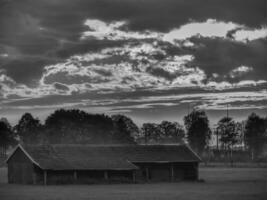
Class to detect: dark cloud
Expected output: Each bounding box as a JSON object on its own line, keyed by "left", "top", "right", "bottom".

{"left": 54, "top": 39, "right": 126, "bottom": 59}
{"left": 1, "top": 57, "right": 57, "bottom": 86}
{"left": 93, "top": 68, "right": 112, "bottom": 77}
{"left": 1, "top": 0, "right": 267, "bottom": 86}
{"left": 43, "top": 71, "right": 110, "bottom": 85}
{"left": 146, "top": 66, "right": 192, "bottom": 82}
{"left": 53, "top": 82, "right": 69, "bottom": 91}
{"left": 187, "top": 37, "right": 267, "bottom": 82}
{"left": 147, "top": 66, "right": 176, "bottom": 81}
{"left": 21, "top": 0, "right": 265, "bottom": 32}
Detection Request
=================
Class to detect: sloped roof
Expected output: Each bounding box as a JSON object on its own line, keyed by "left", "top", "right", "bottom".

{"left": 6, "top": 144, "right": 201, "bottom": 170}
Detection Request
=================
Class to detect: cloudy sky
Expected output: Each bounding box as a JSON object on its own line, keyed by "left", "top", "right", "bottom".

{"left": 0, "top": 0, "right": 267, "bottom": 125}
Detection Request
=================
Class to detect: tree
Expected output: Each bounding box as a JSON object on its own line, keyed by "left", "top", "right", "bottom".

{"left": 216, "top": 117, "right": 240, "bottom": 150}
{"left": 44, "top": 109, "right": 115, "bottom": 144}
{"left": 14, "top": 113, "right": 42, "bottom": 144}
{"left": 184, "top": 110, "right": 211, "bottom": 154}
{"left": 216, "top": 117, "right": 242, "bottom": 165}
{"left": 112, "top": 115, "right": 139, "bottom": 144}
{"left": 244, "top": 113, "right": 266, "bottom": 160}
{"left": 159, "top": 121, "right": 185, "bottom": 143}
{"left": 141, "top": 123, "right": 161, "bottom": 143}
{"left": 140, "top": 121, "right": 185, "bottom": 144}
{"left": 0, "top": 119, "right": 16, "bottom": 156}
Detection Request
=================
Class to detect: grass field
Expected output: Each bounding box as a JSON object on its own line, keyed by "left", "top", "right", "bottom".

{"left": 0, "top": 167, "right": 267, "bottom": 200}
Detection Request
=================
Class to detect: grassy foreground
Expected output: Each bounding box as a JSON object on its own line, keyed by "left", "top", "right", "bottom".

{"left": 0, "top": 167, "right": 267, "bottom": 200}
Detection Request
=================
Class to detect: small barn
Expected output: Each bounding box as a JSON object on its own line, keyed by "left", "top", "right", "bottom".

{"left": 6, "top": 144, "right": 201, "bottom": 185}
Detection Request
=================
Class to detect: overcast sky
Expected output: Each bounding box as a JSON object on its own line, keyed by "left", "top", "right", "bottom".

{"left": 0, "top": 0, "right": 267, "bottom": 125}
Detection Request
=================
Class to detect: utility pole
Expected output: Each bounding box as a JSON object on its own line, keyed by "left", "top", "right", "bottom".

{"left": 145, "top": 131, "right": 147, "bottom": 145}
{"left": 241, "top": 121, "right": 245, "bottom": 150}
{"left": 216, "top": 128, "right": 219, "bottom": 150}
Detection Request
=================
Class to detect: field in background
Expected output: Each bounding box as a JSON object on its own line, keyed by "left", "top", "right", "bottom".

{"left": 0, "top": 167, "right": 267, "bottom": 200}
{"left": 200, "top": 162, "right": 267, "bottom": 168}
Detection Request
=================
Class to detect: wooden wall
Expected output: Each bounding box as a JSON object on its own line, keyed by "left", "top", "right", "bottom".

{"left": 46, "top": 170, "right": 74, "bottom": 184}
{"left": 172, "top": 162, "right": 198, "bottom": 180}
{"left": 134, "top": 162, "right": 198, "bottom": 182}
{"left": 36, "top": 170, "right": 134, "bottom": 184}
{"left": 108, "top": 170, "right": 133, "bottom": 183}
{"left": 7, "top": 148, "right": 34, "bottom": 184}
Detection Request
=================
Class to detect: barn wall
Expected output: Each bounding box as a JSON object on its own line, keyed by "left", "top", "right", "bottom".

{"left": 172, "top": 162, "right": 198, "bottom": 180}
{"left": 149, "top": 163, "right": 171, "bottom": 181}
{"left": 108, "top": 170, "right": 133, "bottom": 183}
{"left": 261, "top": 143, "right": 267, "bottom": 157}
{"left": 7, "top": 148, "right": 34, "bottom": 184}
{"left": 41, "top": 170, "right": 134, "bottom": 184}
{"left": 46, "top": 170, "right": 74, "bottom": 184}
{"left": 77, "top": 170, "right": 105, "bottom": 184}
{"left": 134, "top": 162, "right": 198, "bottom": 182}
{"left": 33, "top": 165, "right": 44, "bottom": 184}
{"left": 134, "top": 163, "right": 171, "bottom": 182}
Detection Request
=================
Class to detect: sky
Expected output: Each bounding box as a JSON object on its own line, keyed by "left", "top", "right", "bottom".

{"left": 0, "top": 0, "right": 267, "bottom": 126}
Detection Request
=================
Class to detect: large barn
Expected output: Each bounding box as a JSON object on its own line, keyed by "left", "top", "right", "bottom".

{"left": 6, "top": 144, "right": 201, "bottom": 185}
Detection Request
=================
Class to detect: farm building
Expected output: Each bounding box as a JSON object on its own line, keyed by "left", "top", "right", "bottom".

{"left": 6, "top": 144, "right": 201, "bottom": 185}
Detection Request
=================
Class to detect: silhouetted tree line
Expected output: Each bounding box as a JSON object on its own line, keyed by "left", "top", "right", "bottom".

{"left": 0, "top": 108, "right": 267, "bottom": 160}
{"left": 139, "top": 121, "right": 185, "bottom": 144}
{"left": 0, "top": 118, "right": 16, "bottom": 156}
{"left": 12, "top": 109, "right": 140, "bottom": 145}
{"left": 184, "top": 110, "right": 267, "bottom": 161}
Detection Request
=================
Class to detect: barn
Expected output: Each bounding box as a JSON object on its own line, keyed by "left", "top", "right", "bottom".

{"left": 6, "top": 144, "right": 201, "bottom": 185}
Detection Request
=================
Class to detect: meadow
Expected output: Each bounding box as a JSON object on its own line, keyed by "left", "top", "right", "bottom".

{"left": 0, "top": 167, "right": 267, "bottom": 200}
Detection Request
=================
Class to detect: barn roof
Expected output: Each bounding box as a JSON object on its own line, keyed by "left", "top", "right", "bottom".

{"left": 6, "top": 144, "right": 201, "bottom": 170}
